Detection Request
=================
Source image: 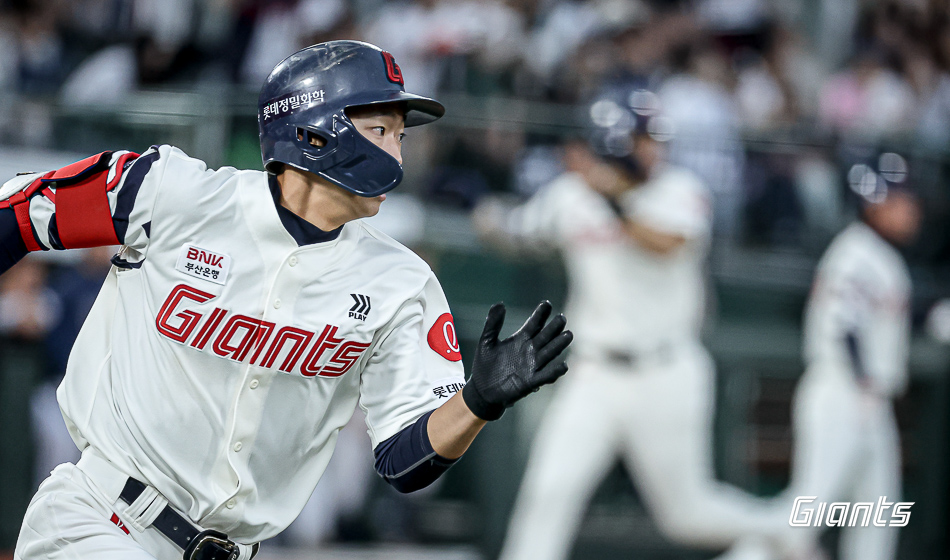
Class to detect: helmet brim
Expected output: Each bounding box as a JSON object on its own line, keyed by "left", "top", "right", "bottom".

{"left": 344, "top": 90, "right": 445, "bottom": 127}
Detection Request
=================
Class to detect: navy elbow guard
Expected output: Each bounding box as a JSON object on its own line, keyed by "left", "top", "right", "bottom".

{"left": 373, "top": 411, "right": 459, "bottom": 493}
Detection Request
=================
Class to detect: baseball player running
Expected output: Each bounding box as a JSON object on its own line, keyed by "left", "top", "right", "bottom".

{"left": 0, "top": 40, "right": 572, "bottom": 560}
{"left": 722, "top": 154, "right": 920, "bottom": 560}
{"left": 788, "top": 154, "right": 918, "bottom": 560}
{"left": 479, "top": 90, "right": 778, "bottom": 560}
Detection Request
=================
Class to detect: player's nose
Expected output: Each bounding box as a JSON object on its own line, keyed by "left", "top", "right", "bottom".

{"left": 383, "top": 135, "right": 403, "bottom": 165}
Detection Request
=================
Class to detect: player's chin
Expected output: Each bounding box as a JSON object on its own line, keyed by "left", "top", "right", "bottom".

{"left": 359, "top": 194, "right": 385, "bottom": 218}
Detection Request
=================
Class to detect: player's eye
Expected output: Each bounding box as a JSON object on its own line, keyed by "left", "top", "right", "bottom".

{"left": 371, "top": 126, "right": 385, "bottom": 136}
{"left": 398, "top": 132, "right": 406, "bottom": 143}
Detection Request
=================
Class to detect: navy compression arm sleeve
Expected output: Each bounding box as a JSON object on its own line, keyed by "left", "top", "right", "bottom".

{"left": 373, "top": 410, "right": 459, "bottom": 493}
{"left": 0, "top": 208, "right": 28, "bottom": 274}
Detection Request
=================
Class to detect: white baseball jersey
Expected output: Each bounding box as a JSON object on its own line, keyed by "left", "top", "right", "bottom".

{"left": 1, "top": 145, "right": 466, "bottom": 542}
{"left": 803, "top": 221, "right": 912, "bottom": 397}
{"left": 502, "top": 166, "right": 711, "bottom": 357}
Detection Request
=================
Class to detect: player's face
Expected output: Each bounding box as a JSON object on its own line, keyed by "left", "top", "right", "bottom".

{"left": 632, "top": 134, "right": 664, "bottom": 173}
{"left": 343, "top": 103, "right": 407, "bottom": 217}
{"left": 348, "top": 103, "right": 406, "bottom": 165}
{"left": 867, "top": 190, "right": 922, "bottom": 246}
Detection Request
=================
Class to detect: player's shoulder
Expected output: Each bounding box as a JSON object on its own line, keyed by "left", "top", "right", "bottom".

{"left": 145, "top": 144, "right": 197, "bottom": 172}
{"left": 822, "top": 222, "right": 908, "bottom": 284}
{"left": 653, "top": 164, "right": 708, "bottom": 195}
{"left": 829, "top": 222, "right": 897, "bottom": 259}
{"left": 535, "top": 171, "right": 598, "bottom": 206}
{"left": 350, "top": 220, "right": 434, "bottom": 283}
{"left": 549, "top": 171, "right": 592, "bottom": 196}
{"left": 149, "top": 144, "right": 264, "bottom": 195}
{"left": 152, "top": 145, "right": 252, "bottom": 180}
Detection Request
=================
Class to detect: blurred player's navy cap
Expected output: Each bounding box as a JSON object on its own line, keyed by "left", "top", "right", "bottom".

{"left": 585, "top": 86, "right": 674, "bottom": 179}
{"left": 847, "top": 151, "right": 913, "bottom": 206}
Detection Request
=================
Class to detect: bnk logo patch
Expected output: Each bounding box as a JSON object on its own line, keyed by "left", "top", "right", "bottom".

{"left": 176, "top": 244, "right": 231, "bottom": 285}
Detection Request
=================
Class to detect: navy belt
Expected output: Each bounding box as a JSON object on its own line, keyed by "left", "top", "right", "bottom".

{"left": 604, "top": 344, "right": 674, "bottom": 367}
{"left": 119, "top": 478, "right": 258, "bottom": 560}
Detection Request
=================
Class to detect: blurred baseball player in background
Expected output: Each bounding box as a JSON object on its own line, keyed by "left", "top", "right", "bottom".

{"left": 476, "top": 88, "right": 780, "bottom": 560}
{"left": 722, "top": 152, "right": 920, "bottom": 560}
{"left": 0, "top": 40, "right": 572, "bottom": 560}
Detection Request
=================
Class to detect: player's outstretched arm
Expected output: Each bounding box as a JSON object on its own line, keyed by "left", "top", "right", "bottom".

{"left": 1, "top": 149, "right": 161, "bottom": 275}
{"left": 427, "top": 301, "right": 572, "bottom": 458}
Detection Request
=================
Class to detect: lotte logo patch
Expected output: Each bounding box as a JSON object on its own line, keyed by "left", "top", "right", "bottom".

{"left": 428, "top": 313, "right": 461, "bottom": 362}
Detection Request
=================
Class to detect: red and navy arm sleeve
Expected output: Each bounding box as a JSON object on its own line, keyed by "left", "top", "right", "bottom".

{"left": 0, "top": 147, "right": 162, "bottom": 263}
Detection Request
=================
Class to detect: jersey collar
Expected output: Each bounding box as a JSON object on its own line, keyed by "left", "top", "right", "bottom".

{"left": 266, "top": 174, "right": 343, "bottom": 246}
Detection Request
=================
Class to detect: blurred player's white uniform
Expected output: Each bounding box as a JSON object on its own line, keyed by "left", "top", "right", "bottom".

{"left": 786, "top": 220, "right": 910, "bottom": 559}
{"left": 496, "top": 165, "right": 774, "bottom": 560}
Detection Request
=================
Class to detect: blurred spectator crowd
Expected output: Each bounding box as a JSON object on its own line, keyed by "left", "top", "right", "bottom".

{"left": 0, "top": 0, "right": 946, "bottom": 138}
{"left": 24, "top": 0, "right": 943, "bottom": 257}
{"left": 2, "top": 0, "right": 950, "bottom": 247}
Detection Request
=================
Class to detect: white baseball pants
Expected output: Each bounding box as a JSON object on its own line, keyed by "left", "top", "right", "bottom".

{"left": 499, "top": 343, "right": 777, "bottom": 560}
{"left": 15, "top": 452, "right": 257, "bottom": 560}
{"left": 781, "top": 363, "right": 902, "bottom": 560}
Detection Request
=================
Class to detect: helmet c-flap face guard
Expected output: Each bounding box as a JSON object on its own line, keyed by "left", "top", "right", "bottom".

{"left": 259, "top": 41, "right": 444, "bottom": 197}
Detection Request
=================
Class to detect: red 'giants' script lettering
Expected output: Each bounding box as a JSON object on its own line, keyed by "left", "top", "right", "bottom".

{"left": 156, "top": 284, "right": 370, "bottom": 378}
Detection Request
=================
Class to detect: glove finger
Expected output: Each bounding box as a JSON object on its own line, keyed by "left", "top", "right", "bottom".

{"left": 535, "top": 330, "right": 573, "bottom": 368}
{"left": 517, "top": 300, "right": 552, "bottom": 338}
{"left": 534, "top": 360, "right": 569, "bottom": 387}
{"left": 480, "top": 302, "right": 507, "bottom": 346}
{"left": 533, "top": 313, "right": 566, "bottom": 347}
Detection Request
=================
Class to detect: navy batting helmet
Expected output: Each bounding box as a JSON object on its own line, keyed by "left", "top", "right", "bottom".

{"left": 586, "top": 86, "right": 674, "bottom": 179}
{"left": 847, "top": 151, "right": 911, "bottom": 206}
{"left": 259, "top": 41, "right": 444, "bottom": 197}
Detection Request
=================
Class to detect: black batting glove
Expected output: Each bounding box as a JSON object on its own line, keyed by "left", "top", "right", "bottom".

{"left": 462, "top": 301, "right": 573, "bottom": 421}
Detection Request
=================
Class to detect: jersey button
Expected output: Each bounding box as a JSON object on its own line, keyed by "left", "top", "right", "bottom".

{"left": 249, "top": 379, "right": 259, "bottom": 389}
{"left": 233, "top": 442, "right": 243, "bottom": 452}
{"left": 226, "top": 499, "right": 236, "bottom": 509}
{"left": 288, "top": 256, "right": 298, "bottom": 267}
{"left": 273, "top": 299, "right": 282, "bottom": 309}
